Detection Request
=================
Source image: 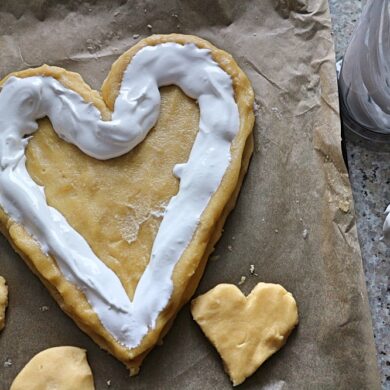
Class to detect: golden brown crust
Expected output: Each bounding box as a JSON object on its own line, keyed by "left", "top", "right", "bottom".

{"left": 0, "top": 34, "right": 254, "bottom": 372}
{"left": 0, "top": 276, "right": 7, "bottom": 331}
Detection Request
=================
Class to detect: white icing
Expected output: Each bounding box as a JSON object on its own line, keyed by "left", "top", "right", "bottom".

{"left": 383, "top": 205, "right": 390, "bottom": 244}
{"left": 0, "top": 43, "right": 240, "bottom": 348}
{"left": 339, "top": 1, "right": 390, "bottom": 133}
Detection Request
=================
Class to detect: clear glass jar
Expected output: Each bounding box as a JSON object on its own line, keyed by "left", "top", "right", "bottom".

{"left": 339, "top": 0, "right": 390, "bottom": 148}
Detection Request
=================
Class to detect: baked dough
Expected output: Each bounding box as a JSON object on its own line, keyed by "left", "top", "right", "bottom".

{"left": 0, "top": 34, "right": 254, "bottom": 373}
{"left": 0, "top": 276, "right": 7, "bottom": 331}
{"left": 191, "top": 283, "right": 299, "bottom": 386}
{"left": 10, "top": 346, "right": 95, "bottom": 390}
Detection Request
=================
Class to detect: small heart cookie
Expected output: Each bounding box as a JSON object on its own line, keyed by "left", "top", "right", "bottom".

{"left": 0, "top": 276, "right": 7, "bottom": 331}
{"left": 10, "top": 346, "right": 95, "bottom": 390}
{"left": 191, "top": 283, "right": 298, "bottom": 386}
{"left": 0, "top": 35, "right": 254, "bottom": 372}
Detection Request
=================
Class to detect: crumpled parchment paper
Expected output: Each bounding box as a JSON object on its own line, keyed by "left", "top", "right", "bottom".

{"left": 0, "top": 0, "right": 380, "bottom": 388}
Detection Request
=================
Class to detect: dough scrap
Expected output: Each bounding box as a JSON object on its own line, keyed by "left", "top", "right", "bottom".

{"left": 0, "top": 276, "right": 8, "bottom": 331}
{"left": 10, "top": 346, "right": 95, "bottom": 390}
{"left": 191, "top": 283, "right": 299, "bottom": 386}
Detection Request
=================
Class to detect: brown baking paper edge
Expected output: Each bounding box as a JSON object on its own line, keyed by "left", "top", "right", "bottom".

{"left": 0, "top": 0, "right": 380, "bottom": 388}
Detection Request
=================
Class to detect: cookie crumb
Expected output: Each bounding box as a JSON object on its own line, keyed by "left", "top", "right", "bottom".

{"left": 253, "top": 100, "right": 261, "bottom": 117}
{"left": 106, "top": 379, "right": 111, "bottom": 387}
{"left": 147, "top": 24, "right": 152, "bottom": 30}
{"left": 302, "top": 229, "right": 308, "bottom": 239}
{"left": 338, "top": 200, "right": 350, "bottom": 213}
{"left": 39, "top": 305, "right": 49, "bottom": 312}
{"left": 249, "top": 264, "right": 258, "bottom": 276}
{"left": 274, "top": 229, "right": 279, "bottom": 233}
{"left": 271, "top": 106, "right": 282, "bottom": 119}
{"left": 227, "top": 245, "right": 233, "bottom": 252}
{"left": 4, "top": 358, "right": 12, "bottom": 368}
{"left": 238, "top": 276, "right": 246, "bottom": 285}
{"left": 133, "top": 34, "right": 140, "bottom": 39}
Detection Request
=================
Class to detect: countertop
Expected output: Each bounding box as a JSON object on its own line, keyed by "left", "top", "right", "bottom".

{"left": 329, "top": 1, "right": 389, "bottom": 387}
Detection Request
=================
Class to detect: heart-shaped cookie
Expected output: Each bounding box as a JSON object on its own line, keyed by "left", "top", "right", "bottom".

{"left": 0, "top": 34, "right": 254, "bottom": 373}
{"left": 191, "top": 283, "right": 299, "bottom": 386}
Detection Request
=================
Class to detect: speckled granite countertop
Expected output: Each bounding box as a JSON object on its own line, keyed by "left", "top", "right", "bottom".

{"left": 328, "top": 0, "right": 389, "bottom": 387}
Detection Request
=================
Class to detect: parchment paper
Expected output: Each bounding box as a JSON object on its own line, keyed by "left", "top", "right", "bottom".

{"left": 0, "top": 0, "right": 381, "bottom": 389}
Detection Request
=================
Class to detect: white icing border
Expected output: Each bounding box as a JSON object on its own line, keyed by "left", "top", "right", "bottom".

{"left": 0, "top": 42, "right": 240, "bottom": 348}
{"left": 384, "top": 206, "right": 390, "bottom": 243}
